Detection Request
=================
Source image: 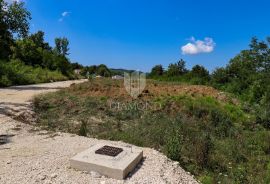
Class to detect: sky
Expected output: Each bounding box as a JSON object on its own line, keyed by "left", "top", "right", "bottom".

{"left": 11, "top": 0, "right": 270, "bottom": 72}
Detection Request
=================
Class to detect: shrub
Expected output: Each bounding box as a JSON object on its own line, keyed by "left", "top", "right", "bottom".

{"left": 0, "top": 59, "right": 67, "bottom": 87}
{"left": 199, "top": 175, "right": 214, "bottom": 184}
{"left": 78, "top": 120, "right": 88, "bottom": 137}
{"left": 166, "top": 134, "right": 182, "bottom": 161}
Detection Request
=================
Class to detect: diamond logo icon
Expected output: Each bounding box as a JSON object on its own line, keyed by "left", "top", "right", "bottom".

{"left": 124, "top": 71, "right": 146, "bottom": 98}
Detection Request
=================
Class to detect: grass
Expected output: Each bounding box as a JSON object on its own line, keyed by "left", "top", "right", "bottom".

{"left": 33, "top": 79, "right": 270, "bottom": 184}
{"left": 0, "top": 59, "right": 68, "bottom": 87}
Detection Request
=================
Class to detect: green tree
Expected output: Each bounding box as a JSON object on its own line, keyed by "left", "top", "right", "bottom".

{"left": 211, "top": 67, "right": 229, "bottom": 88}
{"left": 0, "top": 0, "right": 31, "bottom": 59}
{"left": 150, "top": 64, "right": 164, "bottom": 76}
{"left": 41, "top": 49, "right": 57, "bottom": 70}
{"left": 88, "top": 65, "right": 97, "bottom": 74}
{"left": 190, "top": 65, "right": 209, "bottom": 78}
{"left": 55, "top": 55, "right": 73, "bottom": 76}
{"left": 210, "top": 37, "right": 270, "bottom": 129}
{"left": 54, "top": 37, "right": 69, "bottom": 56}
{"left": 11, "top": 38, "right": 42, "bottom": 66}
{"left": 10, "top": 30, "right": 55, "bottom": 67}
{"left": 71, "top": 62, "right": 83, "bottom": 70}
{"left": 29, "top": 31, "right": 51, "bottom": 50}
{"left": 81, "top": 65, "right": 95, "bottom": 77}
{"left": 167, "top": 59, "right": 188, "bottom": 77}
{"left": 188, "top": 65, "right": 210, "bottom": 84}
{"left": 97, "top": 64, "right": 111, "bottom": 77}
{"left": 211, "top": 37, "right": 270, "bottom": 97}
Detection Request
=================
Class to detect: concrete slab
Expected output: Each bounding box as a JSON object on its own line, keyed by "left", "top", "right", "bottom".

{"left": 70, "top": 143, "right": 143, "bottom": 179}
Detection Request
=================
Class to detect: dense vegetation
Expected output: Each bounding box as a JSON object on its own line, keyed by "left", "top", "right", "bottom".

{"left": 0, "top": 0, "right": 82, "bottom": 87}
{"left": 149, "top": 37, "right": 270, "bottom": 130}
{"left": 0, "top": 59, "right": 67, "bottom": 86}
{"left": 34, "top": 78, "right": 270, "bottom": 184}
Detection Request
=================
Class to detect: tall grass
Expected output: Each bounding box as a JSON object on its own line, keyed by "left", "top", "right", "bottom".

{"left": 0, "top": 59, "right": 67, "bottom": 87}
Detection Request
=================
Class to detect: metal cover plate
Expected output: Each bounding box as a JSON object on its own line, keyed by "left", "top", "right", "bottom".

{"left": 95, "top": 145, "right": 123, "bottom": 157}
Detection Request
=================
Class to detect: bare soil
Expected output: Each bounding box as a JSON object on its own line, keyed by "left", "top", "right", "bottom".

{"left": 67, "top": 79, "right": 237, "bottom": 104}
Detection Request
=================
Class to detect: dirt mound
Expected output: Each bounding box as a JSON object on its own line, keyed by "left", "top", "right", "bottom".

{"left": 68, "top": 79, "right": 237, "bottom": 104}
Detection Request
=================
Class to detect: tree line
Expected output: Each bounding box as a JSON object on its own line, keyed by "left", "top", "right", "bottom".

{"left": 0, "top": 0, "right": 81, "bottom": 86}
{"left": 149, "top": 59, "right": 210, "bottom": 84}
{"left": 149, "top": 37, "right": 270, "bottom": 128}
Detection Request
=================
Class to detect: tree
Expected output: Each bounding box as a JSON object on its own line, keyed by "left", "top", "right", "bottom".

{"left": 167, "top": 63, "right": 179, "bottom": 76}
{"left": 88, "top": 65, "right": 97, "bottom": 74}
{"left": 150, "top": 64, "right": 164, "bottom": 76}
{"left": 188, "top": 65, "right": 210, "bottom": 84}
{"left": 11, "top": 38, "right": 42, "bottom": 66}
{"left": 41, "top": 49, "right": 57, "bottom": 70}
{"left": 167, "top": 59, "right": 188, "bottom": 77}
{"left": 190, "top": 65, "right": 209, "bottom": 78}
{"left": 0, "top": 0, "right": 77, "bottom": 85}
{"left": 11, "top": 31, "right": 51, "bottom": 66}
{"left": 54, "top": 37, "right": 69, "bottom": 56}
{"left": 0, "top": 0, "right": 31, "bottom": 59}
{"left": 81, "top": 65, "right": 97, "bottom": 77}
{"left": 29, "top": 31, "right": 51, "bottom": 50}
{"left": 55, "top": 55, "right": 73, "bottom": 76}
{"left": 177, "top": 59, "right": 188, "bottom": 74}
{"left": 5, "top": 1, "right": 31, "bottom": 38}
{"left": 96, "top": 64, "right": 111, "bottom": 77}
{"left": 211, "top": 67, "right": 229, "bottom": 87}
{"left": 213, "top": 37, "right": 270, "bottom": 96}
{"left": 71, "top": 62, "right": 83, "bottom": 70}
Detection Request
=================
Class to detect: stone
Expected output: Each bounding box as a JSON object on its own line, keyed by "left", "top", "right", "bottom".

{"left": 90, "top": 171, "right": 101, "bottom": 178}
{"left": 173, "top": 161, "right": 179, "bottom": 166}
{"left": 70, "top": 143, "right": 143, "bottom": 179}
{"left": 40, "top": 175, "right": 46, "bottom": 180}
{"left": 44, "top": 180, "right": 52, "bottom": 184}
{"left": 6, "top": 161, "right": 11, "bottom": 164}
{"left": 50, "top": 173, "right": 57, "bottom": 179}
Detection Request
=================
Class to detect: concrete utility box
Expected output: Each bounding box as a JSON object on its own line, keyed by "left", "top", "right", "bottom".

{"left": 70, "top": 143, "right": 143, "bottom": 179}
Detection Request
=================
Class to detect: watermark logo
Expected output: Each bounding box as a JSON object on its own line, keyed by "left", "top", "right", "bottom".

{"left": 124, "top": 71, "right": 146, "bottom": 98}
{"left": 108, "top": 100, "right": 162, "bottom": 111}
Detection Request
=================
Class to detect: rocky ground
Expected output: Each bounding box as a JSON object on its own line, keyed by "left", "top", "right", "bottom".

{"left": 0, "top": 80, "right": 198, "bottom": 184}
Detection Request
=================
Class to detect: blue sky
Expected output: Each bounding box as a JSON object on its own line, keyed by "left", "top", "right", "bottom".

{"left": 22, "top": 0, "right": 270, "bottom": 72}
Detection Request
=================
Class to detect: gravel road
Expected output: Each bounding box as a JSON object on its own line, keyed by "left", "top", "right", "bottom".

{"left": 0, "top": 80, "right": 198, "bottom": 184}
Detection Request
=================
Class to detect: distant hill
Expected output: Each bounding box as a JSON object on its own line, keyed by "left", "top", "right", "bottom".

{"left": 110, "top": 68, "right": 135, "bottom": 75}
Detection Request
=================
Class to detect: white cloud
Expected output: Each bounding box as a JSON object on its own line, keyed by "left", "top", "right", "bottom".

{"left": 181, "top": 37, "right": 216, "bottom": 55}
{"left": 59, "top": 11, "right": 70, "bottom": 22}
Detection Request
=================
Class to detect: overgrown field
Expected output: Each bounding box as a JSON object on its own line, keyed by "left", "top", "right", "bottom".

{"left": 33, "top": 79, "right": 270, "bottom": 184}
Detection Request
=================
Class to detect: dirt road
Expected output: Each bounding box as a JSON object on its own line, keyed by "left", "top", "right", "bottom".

{"left": 0, "top": 80, "right": 87, "bottom": 117}
{"left": 0, "top": 80, "right": 198, "bottom": 184}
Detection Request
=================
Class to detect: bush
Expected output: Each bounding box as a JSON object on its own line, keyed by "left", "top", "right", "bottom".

{"left": 166, "top": 134, "right": 182, "bottom": 161}
{"left": 0, "top": 59, "right": 67, "bottom": 87}
{"left": 78, "top": 120, "right": 88, "bottom": 137}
